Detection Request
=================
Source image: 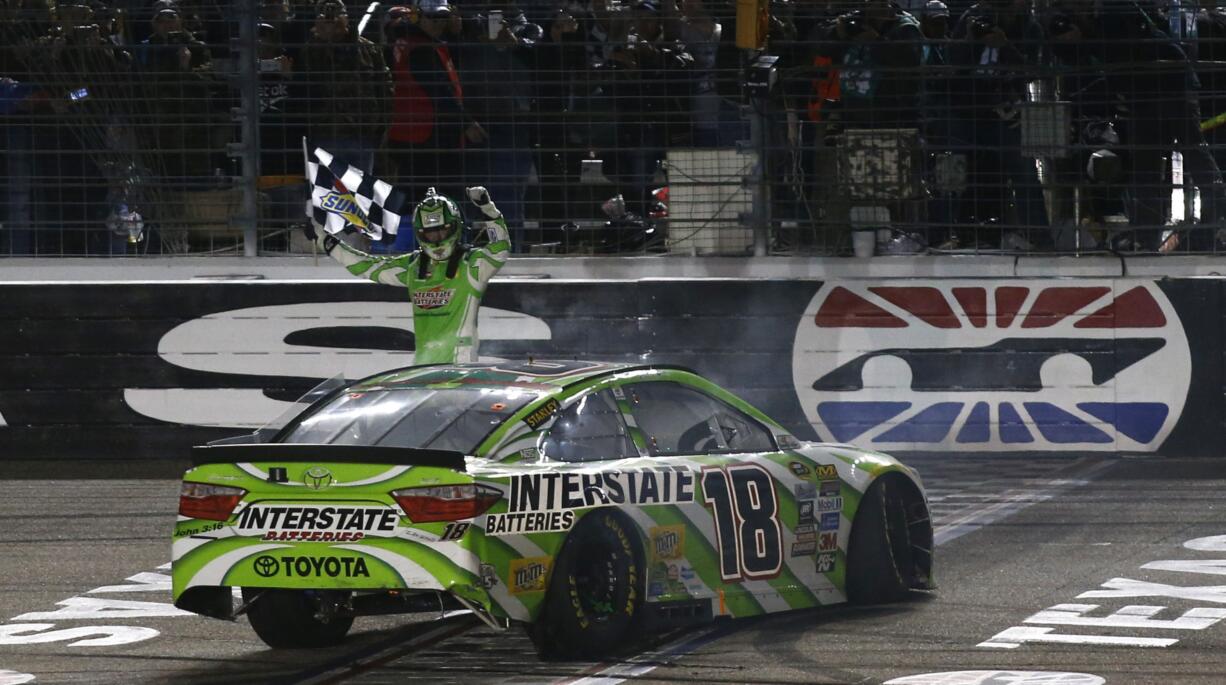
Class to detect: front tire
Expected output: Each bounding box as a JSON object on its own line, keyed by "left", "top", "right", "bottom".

{"left": 242, "top": 588, "right": 354, "bottom": 648}
{"left": 532, "top": 510, "right": 642, "bottom": 659}
{"left": 846, "top": 478, "right": 913, "bottom": 604}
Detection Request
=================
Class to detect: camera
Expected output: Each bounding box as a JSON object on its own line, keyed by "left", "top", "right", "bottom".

{"left": 841, "top": 12, "right": 866, "bottom": 37}
{"left": 969, "top": 17, "right": 996, "bottom": 37}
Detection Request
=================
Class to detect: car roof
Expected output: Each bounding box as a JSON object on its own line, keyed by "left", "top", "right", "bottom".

{"left": 350, "top": 360, "right": 679, "bottom": 393}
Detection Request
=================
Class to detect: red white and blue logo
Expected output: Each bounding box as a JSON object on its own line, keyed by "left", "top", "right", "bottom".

{"left": 792, "top": 281, "right": 1190, "bottom": 451}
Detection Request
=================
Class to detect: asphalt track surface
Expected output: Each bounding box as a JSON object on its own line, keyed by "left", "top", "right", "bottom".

{"left": 1, "top": 454, "right": 1224, "bottom": 685}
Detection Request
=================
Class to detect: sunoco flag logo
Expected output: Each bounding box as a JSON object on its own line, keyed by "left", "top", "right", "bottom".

{"left": 792, "top": 280, "right": 1190, "bottom": 452}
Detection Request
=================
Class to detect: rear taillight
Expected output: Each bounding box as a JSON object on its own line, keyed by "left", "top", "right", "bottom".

{"left": 178, "top": 482, "right": 246, "bottom": 521}
{"left": 391, "top": 484, "right": 502, "bottom": 523}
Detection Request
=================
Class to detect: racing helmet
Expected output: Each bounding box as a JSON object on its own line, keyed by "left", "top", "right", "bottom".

{"left": 412, "top": 188, "right": 463, "bottom": 261}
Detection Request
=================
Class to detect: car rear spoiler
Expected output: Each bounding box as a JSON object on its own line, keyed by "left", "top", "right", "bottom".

{"left": 190, "top": 444, "right": 467, "bottom": 471}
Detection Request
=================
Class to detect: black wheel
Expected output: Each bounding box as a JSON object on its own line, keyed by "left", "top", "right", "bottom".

{"left": 242, "top": 588, "right": 354, "bottom": 648}
{"left": 846, "top": 479, "right": 913, "bottom": 604}
{"left": 531, "top": 510, "right": 642, "bottom": 659}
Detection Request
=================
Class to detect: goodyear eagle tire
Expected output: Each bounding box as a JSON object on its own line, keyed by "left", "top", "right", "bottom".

{"left": 846, "top": 478, "right": 912, "bottom": 604}
{"left": 242, "top": 588, "right": 354, "bottom": 648}
{"left": 532, "top": 510, "right": 642, "bottom": 659}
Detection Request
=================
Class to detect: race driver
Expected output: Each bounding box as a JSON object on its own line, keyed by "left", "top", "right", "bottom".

{"left": 305, "top": 186, "right": 510, "bottom": 364}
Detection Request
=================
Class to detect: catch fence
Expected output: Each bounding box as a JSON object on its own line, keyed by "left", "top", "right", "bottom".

{"left": 2, "top": 0, "right": 1225, "bottom": 257}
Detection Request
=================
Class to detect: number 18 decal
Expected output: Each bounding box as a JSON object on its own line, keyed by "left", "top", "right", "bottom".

{"left": 701, "top": 464, "right": 783, "bottom": 581}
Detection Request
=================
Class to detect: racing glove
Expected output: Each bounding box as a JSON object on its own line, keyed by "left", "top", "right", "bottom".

{"left": 466, "top": 186, "right": 501, "bottom": 219}
{"left": 303, "top": 220, "right": 340, "bottom": 256}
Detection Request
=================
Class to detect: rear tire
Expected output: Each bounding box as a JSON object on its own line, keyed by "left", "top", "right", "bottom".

{"left": 531, "top": 510, "right": 642, "bottom": 659}
{"left": 846, "top": 479, "right": 912, "bottom": 604}
{"left": 242, "top": 588, "right": 354, "bottom": 648}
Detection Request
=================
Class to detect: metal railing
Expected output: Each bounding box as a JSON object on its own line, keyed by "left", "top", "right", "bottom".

{"left": 3, "top": 0, "right": 1226, "bottom": 257}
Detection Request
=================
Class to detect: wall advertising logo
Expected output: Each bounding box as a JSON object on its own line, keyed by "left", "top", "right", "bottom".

{"left": 123, "top": 301, "right": 551, "bottom": 429}
{"left": 792, "top": 281, "right": 1190, "bottom": 452}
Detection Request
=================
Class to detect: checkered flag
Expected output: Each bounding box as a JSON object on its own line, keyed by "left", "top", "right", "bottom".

{"left": 303, "top": 140, "right": 406, "bottom": 240}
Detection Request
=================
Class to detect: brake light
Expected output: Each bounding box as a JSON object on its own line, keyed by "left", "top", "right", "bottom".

{"left": 178, "top": 482, "right": 246, "bottom": 521}
{"left": 391, "top": 483, "right": 502, "bottom": 523}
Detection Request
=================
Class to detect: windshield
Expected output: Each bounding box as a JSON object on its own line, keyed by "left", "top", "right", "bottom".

{"left": 278, "top": 385, "right": 544, "bottom": 454}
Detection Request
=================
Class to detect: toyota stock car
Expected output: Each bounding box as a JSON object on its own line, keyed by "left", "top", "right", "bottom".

{"left": 172, "top": 360, "right": 934, "bottom": 657}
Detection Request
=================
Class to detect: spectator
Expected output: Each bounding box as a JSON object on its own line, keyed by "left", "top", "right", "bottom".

{"left": 383, "top": 1, "right": 483, "bottom": 206}
{"left": 256, "top": 21, "right": 305, "bottom": 236}
{"left": 812, "top": 0, "right": 924, "bottom": 130}
{"left": 918, "top": 0, "right": 962, "bottom": 245}
{"left": 948, "top": 0, "right": 1048, "bottom": 246}
{"left": 299, "top": 0, "right": 391, "bottom": 172}
{"left": 459, "top": 5, "right": 543, "bottom": 243}
{"left": 599, "top": 0, "right": 693, "bottom": 217}
{"left": 1049, "top": 0, "right": 1225, "bottom": 251}
{"left": 664, "top": 0, "right": 722, "bottom": 146}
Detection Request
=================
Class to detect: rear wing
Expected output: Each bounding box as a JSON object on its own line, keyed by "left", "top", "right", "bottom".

{"left": 190, "top": 444, "right": 467, "bottom": 471}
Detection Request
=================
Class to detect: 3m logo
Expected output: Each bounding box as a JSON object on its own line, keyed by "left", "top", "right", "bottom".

{"left": 792, "top": 281, "right": 1190, "bottom": 452}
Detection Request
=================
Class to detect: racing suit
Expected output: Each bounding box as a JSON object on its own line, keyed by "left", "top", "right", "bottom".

{"left": 314, "top": 193, "right": 510, "bottom": 364}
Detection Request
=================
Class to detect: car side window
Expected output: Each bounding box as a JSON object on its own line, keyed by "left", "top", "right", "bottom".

{"left": 539, "top": 389, "right": 638, "bottom": 462}
{"left": 622, "top": 381, "right": 776, "bottom": 456}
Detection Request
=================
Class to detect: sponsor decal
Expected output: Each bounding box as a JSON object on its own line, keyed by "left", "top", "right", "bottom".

{"left": 479, "top": 563, "right": 498, "bottom": 589}
{"left": 814, "top": 464, "right": 838, "bottom": 480}
{"left": 518, "top": 447, "right": 540, "bottom": 461}
{"left": 251, "top": 554, "right": 371, "bottom": 578}
{"left": 794, "top": 281, "right": 1190, "bottom": 451}
{"left": 798, "top": 500, "right": 815, "bottom": 525}
{"left": 509, "top": 557, "right": 550, "bottom": 594}
{"left": 648, "top": 581, "right": 667, "bottom": 598}
{"left": 816, "top": 552, "right": 836, "bottom": 573}
{"left": 820, "top": 512, "right": 840, "bottom": 531}
{"left": 794, "top": 524, "right": 816, "bottom": 543}
{"left": 485, "top": 510, "right": 575, "bottom": 536}
{"left": 173, "top": 521, "right": 224, "bottom": 538}
{"left": 817, "top": 497, "right": 843, "bottom": 513}
{"left": 777, "top": 434, "right": 800, "bottom": 449}
{"left": 236, "top": 505, "right": 398, "bottom": 541}
{"left": 303, "top": 466, "right": 334, "bottom": 491}
{"left": 791, "top": 541, "right": 817, "bottom": 557}
{"left": 612, "top": 386, "right": 626, "bottom": 400}
{"left": 819, "top": 530, "right": 838, "bottom": 552}
{"left": 318, "top": 191, "right": 367, "bottom": 227}
{"left": 667, "top": 564, "right": 680, "bottom": 581}
{"left": 506, "top": 467, "right": 695, "bottom": 512}
{"left": 679, "top": 565, "right": 696, "bottom": 581}
{"left": 819, "top": 479, "right": 840, "bottom": 497}
{"left": 794, "top": 482, "right": 817, "bottom": 500}
{"left": 522, "top": 398, "right": 561, "bottom": 430}
{"left": 788, "top": 461, "right": 811, "bottom": 478}
{"left": 412, "top": 286, "right": 455, "bottom": 310}
{"left": 650, "top": 525, "right": 686, "bottom": 562}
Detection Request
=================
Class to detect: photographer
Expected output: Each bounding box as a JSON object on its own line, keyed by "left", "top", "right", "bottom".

{"left": 383, "top": 1, "right": 482, "bottom": 210}
{"left": 458, "top": 4, "right": 543, "bottom": 243}
{"left": 299, "top": 0, "right": 391, "bottom": 173}
{"left": 599, "top": 0, "right": 694, "bottom": 218}
{"left": 947, "top": 0, "right": 1048, "bottom": 244}
{"left": 812, "top": 0, "right": 923, "bottom": 130}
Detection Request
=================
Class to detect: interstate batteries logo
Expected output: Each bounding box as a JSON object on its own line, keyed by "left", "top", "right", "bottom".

{"left": 792, "top": 281, "right": 1190, "bottom": 451}
{"left": 235, "top": 504, "right": 399, "bottom": 541}
{"left": 412, "top": 286, "right": 455, "bottom": 310}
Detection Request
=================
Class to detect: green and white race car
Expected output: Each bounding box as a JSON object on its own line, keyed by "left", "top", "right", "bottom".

{"left": 173, "top": 361, "right": 934, "bottom": 657}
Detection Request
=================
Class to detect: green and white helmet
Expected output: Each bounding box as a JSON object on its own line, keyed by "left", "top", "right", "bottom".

{"left": 413, "top": 188, "right": 463, "bottom": 261}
